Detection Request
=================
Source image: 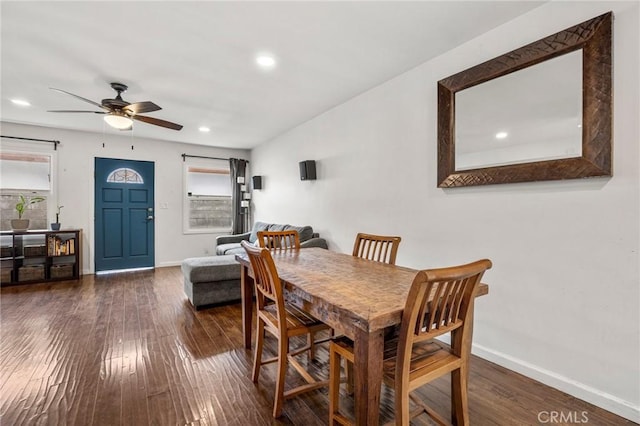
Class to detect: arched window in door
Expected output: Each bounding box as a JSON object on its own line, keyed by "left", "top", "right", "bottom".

{"left": 106, "top": 168, "right": 144, "bottom": 184}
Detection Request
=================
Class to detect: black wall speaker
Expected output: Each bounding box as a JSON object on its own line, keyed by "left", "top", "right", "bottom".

{"left": 299, "top": 160, "right": 316, "bottom": 181}
{"left": 252, "top": 175, "right": 263, "bottom": 190}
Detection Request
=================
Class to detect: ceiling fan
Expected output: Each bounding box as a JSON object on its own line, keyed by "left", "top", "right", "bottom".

{"left": 48, "top": 82, "right": 183, "bottom": 131}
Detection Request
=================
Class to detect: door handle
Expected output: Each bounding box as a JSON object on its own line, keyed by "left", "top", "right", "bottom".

{"left": 147, "top": 215, "right": 154, "bottom": 221}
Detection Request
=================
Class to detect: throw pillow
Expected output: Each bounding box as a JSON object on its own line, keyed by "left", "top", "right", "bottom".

{"left": 249, "top": 221, "right": 270, "bottom": 243}
{"left": 284, "top": 225, "right": 314, "bottom": 242}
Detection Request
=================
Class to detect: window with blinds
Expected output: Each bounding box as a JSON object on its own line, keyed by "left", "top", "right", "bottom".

{"left": 184, "top": 163, "right": 232, "bottom": 233}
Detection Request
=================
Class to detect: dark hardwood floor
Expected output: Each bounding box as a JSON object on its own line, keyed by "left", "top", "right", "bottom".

{"left": 0, "top": 267, "right": 634, "bottom": 425}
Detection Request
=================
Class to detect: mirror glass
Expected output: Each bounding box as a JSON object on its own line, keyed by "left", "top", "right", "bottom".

{"left": 455, "top": 50, "right": 583, "bottom": 171}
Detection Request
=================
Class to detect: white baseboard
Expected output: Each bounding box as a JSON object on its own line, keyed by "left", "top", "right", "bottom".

{"left": 471, "top": 343, "right": 640, "bottom": 423}
{"left": 157, "top": 261, "right": 182, "bottom": 268}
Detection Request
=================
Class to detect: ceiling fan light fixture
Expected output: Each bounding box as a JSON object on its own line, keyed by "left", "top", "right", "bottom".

{"left": 49, "top": 84, "right": 182, "bottom": 130}
{"left": 104, "top": 113, "right": 133, "bottom": 130}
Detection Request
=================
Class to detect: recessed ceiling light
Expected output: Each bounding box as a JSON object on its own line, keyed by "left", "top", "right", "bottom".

{"left": 198, "top": 126, "right": 210, "bottom": 133}
{"left": 495, "top": 131, "right": 508, "bottom": 139}
{"left": 577, "top": 124, "right": 582, "bottom": 128}
{"left": 11, "top": 99, "right": 31, "bottom": 107}
{"left": 256, "top": 55, "right": 276, "bottom": 68}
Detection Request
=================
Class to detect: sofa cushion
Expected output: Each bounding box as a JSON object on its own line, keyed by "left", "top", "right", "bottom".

{"left": 182, "top": 255, "right": 240, "bottom": 283}
{"left": 216, "top": 243, "right": 241, "bottom": 255}
{"left": 268, "top": 223, "right": 288, "bottom": 232}
{"left": 223, "top": 246, "right": 248, "bottom": 256}
{"left": 284, "top": 224, "right": 314, "bottom": 242}
{"left": 216, "top": 243, "right": 257, "bottom": 256}
{"left": 249, "top": 221, "right": 270, "bottom": 243}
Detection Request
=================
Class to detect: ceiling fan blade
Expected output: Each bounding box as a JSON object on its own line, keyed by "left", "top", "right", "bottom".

{"left": 50, "top": 88, "right": 107, "bottom": 109}
{"left": 132, "top": 115, "right": 183, "bottom": 131}
{"left": 123, "top": 101, "right": 161, "bottom": 115}
{"left": 48, "top": 110, "right": 106, "bottom": 114}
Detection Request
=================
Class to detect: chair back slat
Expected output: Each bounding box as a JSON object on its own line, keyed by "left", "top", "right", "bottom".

{"left": 449, "top": 279, "right": 467, "bottom": 325}
{"left": 257, "top": 230, "right": 301, "bottom": 251}
{"left": 352, "top": 233, "right": 401, "bottom": 265}
{"left": 434, "top": 280, "right": 458, "bottom": 330}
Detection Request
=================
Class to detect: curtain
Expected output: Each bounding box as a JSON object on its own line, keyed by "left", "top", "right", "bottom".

{"left": 229, "top": 158, "right": 247, "bottom": 234}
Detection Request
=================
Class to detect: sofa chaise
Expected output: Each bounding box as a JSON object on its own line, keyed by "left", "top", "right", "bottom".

{"left": 182, "top": 222, "right": 328, "bottom": 309}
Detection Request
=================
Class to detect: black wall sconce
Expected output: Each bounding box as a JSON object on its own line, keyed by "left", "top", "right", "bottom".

{"left": 252, "top": 175, "right": 263, "bottom": 190}
{"left": 299, "top": 160, "right": 316, "bottom": 180}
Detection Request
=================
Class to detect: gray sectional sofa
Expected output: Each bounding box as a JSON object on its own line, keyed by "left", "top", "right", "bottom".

{"left": 215, "top": 221, "right": 328, "bottom": 255}
{"left": 182, "top": 222, "right": 327, "bottom": 309}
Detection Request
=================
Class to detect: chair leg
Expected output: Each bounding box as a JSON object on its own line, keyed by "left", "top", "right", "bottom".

{"left": 394, "top": 381, "right": 411, "bottom": 426}
{"left": 308, "top": 332, "right": 315, "bottom": 360}
{"left": 329, "top": 342, "right": 341, "bottom": 425}
{"left": 345, "top": 359, "right": 354, "bottom": 395}
{"left": 252, "top": 318, "right": 265, "bottom": 383}
{"left": 273, "top": 335, "right": 289, "bottom": 418}
{"left": 451, "top": 366, "right": 469, "bottom": 426}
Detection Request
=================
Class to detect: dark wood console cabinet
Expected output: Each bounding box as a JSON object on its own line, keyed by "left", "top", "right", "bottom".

{"left": 0, "top": 229, "right": 81, "bottom": 286}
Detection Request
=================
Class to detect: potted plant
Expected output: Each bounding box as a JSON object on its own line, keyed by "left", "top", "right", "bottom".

{"left": 51, "top": 205, "right": 64, "bottom": 230}
{"left": 11, "top": 194, "right": 45, "bottom": 231}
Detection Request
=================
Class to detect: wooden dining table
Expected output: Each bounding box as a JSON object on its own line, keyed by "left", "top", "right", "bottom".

{"left": 235, "top": 247, "right": 488, "bottom": 425}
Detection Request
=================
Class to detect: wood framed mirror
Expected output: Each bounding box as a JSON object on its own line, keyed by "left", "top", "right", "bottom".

{"left": 437, "top": 12, "right": 612, "bottom": 188}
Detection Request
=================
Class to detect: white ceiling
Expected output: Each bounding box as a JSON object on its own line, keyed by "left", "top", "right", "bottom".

{"left": 1, "top": 1, "right": 544, "bottom": 150}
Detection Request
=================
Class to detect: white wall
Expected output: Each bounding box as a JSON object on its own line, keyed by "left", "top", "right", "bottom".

{"left": 0, "top": 122, "right": 249, "bottom": 273}
{"left": 251, "top": 1, "right": 639, "bottom": 422}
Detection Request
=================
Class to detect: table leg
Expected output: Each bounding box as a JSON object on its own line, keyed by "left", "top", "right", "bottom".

{"left": 353, "top": 327, "right": 384, "bottom": 426}
{"left": 241, "top": 264, "right": 253, "bottom": 349}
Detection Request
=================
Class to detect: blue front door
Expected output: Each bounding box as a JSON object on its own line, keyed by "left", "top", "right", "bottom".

{"left": 95, "top": 158, "right": 155, "bottom": 272}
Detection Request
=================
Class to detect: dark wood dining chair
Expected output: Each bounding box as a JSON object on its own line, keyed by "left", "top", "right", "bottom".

{"left": 329, "top": 259, "right": 492, "bottom": 426}
{"left": 352, "top": 233, "right": 401, "bottom": 265}
{"left": 256, "top": 230, "right": 300, "bottom": 250}
{"left": 241, "top": 241, "right": 330, "bottom": 418}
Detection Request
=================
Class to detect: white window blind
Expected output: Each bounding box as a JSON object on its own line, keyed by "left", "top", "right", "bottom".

{"left": 0, "top": 152, "right": 51, "bottom": 190}
{"left": 186, "top": 167, "right": 231, "bottom": 196}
